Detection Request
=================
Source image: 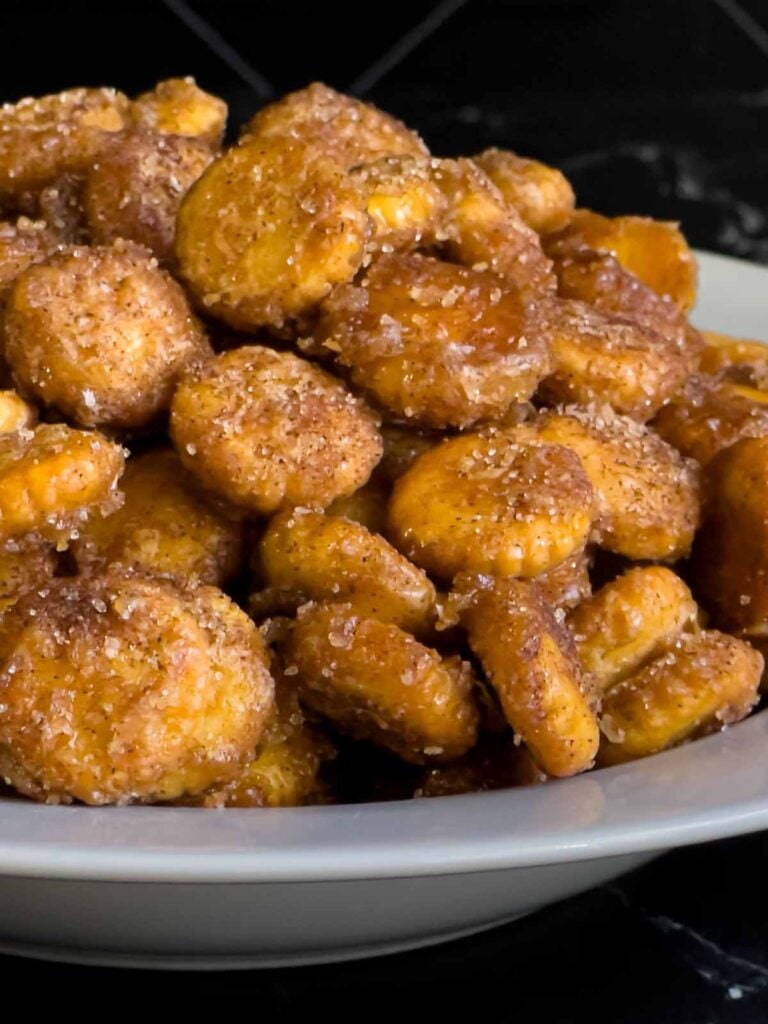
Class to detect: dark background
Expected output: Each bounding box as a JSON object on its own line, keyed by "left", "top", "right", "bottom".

{"left": 1, "top": 1, "right": 768, "bottom": 1019}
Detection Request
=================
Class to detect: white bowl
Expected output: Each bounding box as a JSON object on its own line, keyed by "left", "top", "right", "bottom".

{"left": 0, "top": 249, "right": 765, "bottom": 971}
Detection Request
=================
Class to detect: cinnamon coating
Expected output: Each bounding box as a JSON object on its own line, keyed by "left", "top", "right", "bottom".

{"left": 388, "top": 427, "right": 596, "bottom": 580}
{"left": 73, "top": 449, "right": 242, "bottom": 586}
{"left": 315, "top": 252, "right": 551, "bottom": 429}
{"left": 0, "top": 87, "right": 128, "bottom": 198}
{"left": 84, "top": 130, "right": 214, "bottom": 263}
{"left": 452, "top": 574, "right": 599, "bottom": 778}
{"left": 0, "top": 423, "right": 124, "bottom": 548}
{"left": 284, "top": 601, "right": 479, "bottom": 764}
{"left": 4, "top": 240, "right": 210, "bottom": 430}
{"left": 0, "top": 569, "right": 275, "bottom": 804}
{"left": 170, "top": 345, "right": 382, "bottom": 514}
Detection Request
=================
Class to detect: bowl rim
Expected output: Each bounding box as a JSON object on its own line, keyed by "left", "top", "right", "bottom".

{"left": 0, "top": 248, "right": 765, "bottom": 885}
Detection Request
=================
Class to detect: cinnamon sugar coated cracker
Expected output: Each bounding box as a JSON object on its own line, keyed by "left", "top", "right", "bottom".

{"left": 130, "top": 77, "right": 227, "bottom": 149}
{"left": 0, "top": 77, "right": 759, "bottom": 807}
{"left": 84, "top": 130, "right": 214, "bottom": 263}
{"left": 240, "top": 82, "right": 428, "bottom": 165}
{"left": 0, "top": 87, "right": 129, "bottom": 197}
{"left": 653, "top": 374, "right": 768, "bottom": 465}
{"left": 283, "top": 601, "right": 479, "bottom": 763}
{"left": 475, "top": 148, "right": 575, "bottom": 235}
{"left": 546, "top": 208, "right": 697, "bottom": 311}
{"left": 0, "top": 570, "right": 274, "bottom": 804}
{"left": 452, "top": 574, "right": 599, "bottom": 778}
{"left": 568, "top": 566, "right": 699, "bottom": 692}
{"left": 175, "top": 133, "right": 370, "bottom": 330}
{"left": 315, "top": 251, "right": 550, "bottom": 429}
{"left": 72, "top": 449, "right": 242, "bottom": 587}
{"left": 0, "top": 423, "right": 124, "bottom": 548}
{"left": 0, "top": 217, "right": 63, "bottom": 306}
{"left": 431, "top": 157, "right": 555, "bottom": 295}
{"left": 183, "top": 685, "right": 334, "bottom": 808}
{"left": 388, "top": 428, "right": 596, "bottom": 580}
{"left": 170, "top": 345, "right": 382, "bottom": 514}
{"left": 598, "top": 631, "right": 761, "bottom": 765}
{"left": 533, "top": 404, "right": 701, "bottom": 561}
{"left": 255, "top": 508, "right": 436, "bottom": 633}
{"left": 4, "top": 240, "right": 211, "bottom": 429}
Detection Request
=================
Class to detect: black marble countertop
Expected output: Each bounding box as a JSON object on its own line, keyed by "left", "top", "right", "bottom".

{"left": 1, "top": 1, "right": 767, "bottom": 1018}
